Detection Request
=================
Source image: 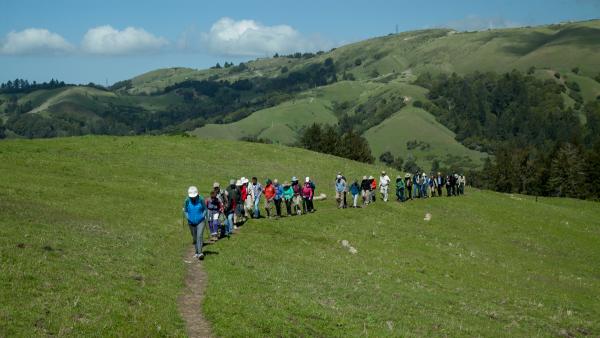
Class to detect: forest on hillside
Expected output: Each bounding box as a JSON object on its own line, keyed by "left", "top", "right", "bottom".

{"left": 416, "top": 71, "right": 600, "bottom": 199}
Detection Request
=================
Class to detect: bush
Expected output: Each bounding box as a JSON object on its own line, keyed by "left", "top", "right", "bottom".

{"left": 572, "top": 67, "right": 580, "bottom": 74}
{"left": 554, "top": 72, "right": 561, "bottom": 79}
{"left": 413, "top": 100, "right": 424, "bottom": 108}
{"left": 566, "top": 81, "right": 581, "bottom": 92}
{"left": 354, "top": 58, "right": 362, "bottom": 66}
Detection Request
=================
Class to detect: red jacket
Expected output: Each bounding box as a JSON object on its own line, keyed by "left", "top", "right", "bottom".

{"left": 264, "top": 184, "right": 276, "bottom": 200}
{"left": 241, "top": 185, "right": 248, "bottom": 200}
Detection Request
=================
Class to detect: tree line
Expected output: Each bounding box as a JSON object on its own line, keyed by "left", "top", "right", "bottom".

{"left": 417, "top": 71, "right": 600, "bottom": 199}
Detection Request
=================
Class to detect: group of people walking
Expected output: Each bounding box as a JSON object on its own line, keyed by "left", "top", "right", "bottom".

{"left": 184, "top": 171, "right": 466, "bottom": 260}
{"left": 183, "top": 176, "right": 318, "bottom": 260}
{"left": 336, "top": 171, "right": 467, "bottom": 208}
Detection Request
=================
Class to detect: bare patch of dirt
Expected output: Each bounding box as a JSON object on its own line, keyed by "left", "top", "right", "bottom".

{"left": 178, "top": 246, "right": 213, "bottom": 338}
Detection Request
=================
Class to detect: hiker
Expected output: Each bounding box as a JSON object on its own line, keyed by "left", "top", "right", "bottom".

{"left": 206, "top": 190, "right": 222, "bottom": 241}
{"left": 335, "top": 174, "right": 347, "bottom": 208}
{"left": 396, "top": 175, "right": 405, "bottom": 202}
{"left": 234, "top": 179, "right": 244, "bottom": 224}
{"left": 213, "top": 182, "right": 228, "bottom": 237}
{"left": 429, "top": 173, "right": 435, "bottom": 197}
{"left": 273, "top": 179, "right": 283, "bottom": 218}
{"left": 291, "top": 177, "right": 302, "bottom": 215}
{"left": 413, "top": 172, "right": 421, "bottom": 199}
{"left": 263, "top": 179, "right": 276, "bottom": 218}
{"left": 282, "top": 181, "right": 294, "bottom": 216}
{"left": 302, "top": 177, "right": 314, "bottom": 213}
{"left": 459, "top": 174, "right": 466, "bottom": 195}
{"left": 379, "top": 171, "right": 391, "bottom": 202}
{"left": 337, "top": 172, "right": 348, "bottom": 208}
{"left": 250, "top": 177, "right": 263, "bottom": 218}
{"left": 370, "top": 176, "right": 377, "bottom": 202}
{"left": 405, "top": 174, "right": 413, "bottom": 200}
{"left": 451, "top": 174, "right": 458, "bottom": 196}
{"left": 421, "top": 173, "right": 428, "bottom": 198}
{"left": 446, "top": 175, "right": 452, "bottom": 197}
{"left": 350, "top": 180, "right": 360, "bottom": 208}
{"left": 361, "top": 176, "right": 371, "bottom": 206}
{"left": 183, "top": 186, "right": 206, "bottom": 260}
{"left": 436, "top": 172, "right": 444, "bottom": 197}
{"left": 225, "top": 179, "right": 240, "bottom": 234}
{"left": 242, "top": 177, "right": 253, "bottom": 220}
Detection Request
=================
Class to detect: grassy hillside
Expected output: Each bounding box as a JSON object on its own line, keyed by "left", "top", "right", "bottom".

{"left": 1, "top": 136, "right": 600, "bottom": 336}
{"left": 364, "top": 105, "right": 487, "bottom": 170}
{"left": 2, "top": 20, "right": 599, "bottom": 169}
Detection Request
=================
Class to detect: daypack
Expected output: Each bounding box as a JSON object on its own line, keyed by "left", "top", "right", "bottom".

{"left": 292, "top": 184, "right": 301, "bottom": 196}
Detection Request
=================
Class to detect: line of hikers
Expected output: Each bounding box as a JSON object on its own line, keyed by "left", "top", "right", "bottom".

{"left": 183, "top": 176, "right": 318, "bottom": 260}
{"left": 336, "top": 171, "right": 467, "bottom": 208}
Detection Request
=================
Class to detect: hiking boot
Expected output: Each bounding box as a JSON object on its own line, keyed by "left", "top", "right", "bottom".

{"left": 198, "top": 253, "right": 205, "bottom": 260}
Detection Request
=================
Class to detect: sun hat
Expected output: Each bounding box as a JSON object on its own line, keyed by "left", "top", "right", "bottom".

{"left": 336, "top": 174, "right": 342, "bottom": 179}
{"left": 283, "top": 181, "right": 290, "bottom": 186}
{"left": 369, "top": 176, "right": 374, "bottom": 180}
{"left": 273, "top": 179, "right": 279, "bottom": 184}
{"left": 236, "top": 179, "right": 242, "bottom": 186}
{"left": 405, "top": 173, "right": 411, "bottom": 178}
{"left": 363, "top": 175, "right": 367, "bottom": 180}
{"left": 213, "top": 182, "right": 220, "bottom": 188}
{"left": 381, "top": 170, "right": 386, "bottom": 174}
{"left": 188, "top": 186, "right": 199, "bottom": 198}
{"left": 229, "top": 179, "right": 236, "bottom": 185}
{"left": 292, "top": 176, "right": 298, "bottom": 182}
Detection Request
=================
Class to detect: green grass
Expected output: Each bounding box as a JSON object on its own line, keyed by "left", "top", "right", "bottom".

{"left": 1, "top": 136, "right": 599, "bottom": 336}
{"left": 364, "top": 105, "right": 487, "bottom": 170}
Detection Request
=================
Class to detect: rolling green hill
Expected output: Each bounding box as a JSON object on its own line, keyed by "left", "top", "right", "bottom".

{"left": 1, "top": 136, "right": 599, "bottom": 336}
{"left": 2, "top": 19, "right": 600, "bottom": 170}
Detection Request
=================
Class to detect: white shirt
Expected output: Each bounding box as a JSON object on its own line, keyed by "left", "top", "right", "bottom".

{"left": 379, "top": 175, "right": 391, "bottom": 187}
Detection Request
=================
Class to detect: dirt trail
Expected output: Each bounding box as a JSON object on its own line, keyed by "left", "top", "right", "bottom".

{"left": 178, "top": 246, "right": 213, "bottom": 338}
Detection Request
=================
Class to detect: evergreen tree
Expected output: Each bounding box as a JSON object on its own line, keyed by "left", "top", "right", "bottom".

{"left": 548, "top": 143, "right": 586, "bottom": 198}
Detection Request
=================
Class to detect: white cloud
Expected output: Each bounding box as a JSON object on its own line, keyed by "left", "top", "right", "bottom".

{"left": 81, "top": 25, "right": 168, "bottom": 55}
{"left": 0, "top": 28, "right": 74, "bottom": 55}
{"left": 444, "top": 15, "right": 521, "bottom": 32}
{"left": 201, "top": 17, "right": 331, "bottom": 56}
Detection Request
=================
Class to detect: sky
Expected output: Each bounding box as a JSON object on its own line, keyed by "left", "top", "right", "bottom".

{"left": 1, "top": 0, "right": 598, "bottom": 85}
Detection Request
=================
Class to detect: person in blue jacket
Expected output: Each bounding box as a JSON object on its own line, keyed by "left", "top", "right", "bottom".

{"left": 273, "top": 179, "right": 284, "bottom": 218}
{"left": 350, "top": 180, "right": 361, "bottom": 208}
{"left": 183, "top": 186, "right": 206, "bottom": 260}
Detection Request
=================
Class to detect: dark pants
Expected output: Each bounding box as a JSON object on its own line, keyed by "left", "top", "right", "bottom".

{"left": 274, "top": 198, "right": 282, "bottom": 217}
{"left": 407, "top": 186, "right": 412, "bottom": 199}
{"left": 343, "top": 191, "right": 347, "bottom": 208}
{"left": 446, "top": 186, "right": 451, "bottom": 196}
{"left": 437, "top": 186, "right": 443, "bottom": 197}
{"left": 303, "top": 197, "right": 314, "bottom": 213}
{"left": 285, "top": 199, "right": 292, "bottom": 215}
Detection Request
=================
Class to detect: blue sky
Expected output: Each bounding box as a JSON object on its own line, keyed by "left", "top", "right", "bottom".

{"left": 1, "top": 0, "right": 598, "bottom": 84}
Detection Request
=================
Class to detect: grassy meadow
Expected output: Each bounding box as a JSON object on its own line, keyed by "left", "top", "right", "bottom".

{"left": 1, "top": 136, "right": 599, "bottom": 336}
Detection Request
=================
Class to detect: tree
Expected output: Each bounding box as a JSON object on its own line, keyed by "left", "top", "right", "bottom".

{"left": 403, "top": 155, "right": 420, "bottom": 173}
{"left": 379, "top": 151, "right": 394, "bottom": 166}
{"left": 431, "top": 159, "right": 440, "bottom": 173}
{"left": 392, "top": 156, "right": 404, "bottom": 171}
{"left": 572, "top": 67, "right": 580, "bottom": 74}
{"left": 548, "top": 143, "right": 586, "bottom": 198}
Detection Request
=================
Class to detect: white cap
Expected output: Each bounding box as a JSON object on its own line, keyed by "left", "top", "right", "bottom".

{"left": 305, "top": 177, "right": 310, "bottom": 182}
{"left": 336, "top": 174, "right": 342, "bottom": 179}
{"left": 213, "top": 182, "right": 220, "bottom": 188}
{"left": 273, "top": 179, "right": 279, "bottom": 184}
{"left": 188, "top": 186, "right": 199, "bottom": 198}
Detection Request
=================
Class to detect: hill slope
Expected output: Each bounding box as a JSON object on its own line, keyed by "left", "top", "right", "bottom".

{"left": 1, "top": 136, "right": 600, "bottom": 336}
{"left": 2, "top": 20, "right": 600, "bottom": 170}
